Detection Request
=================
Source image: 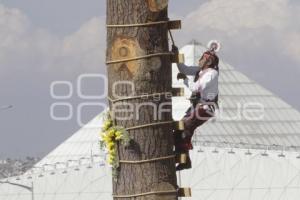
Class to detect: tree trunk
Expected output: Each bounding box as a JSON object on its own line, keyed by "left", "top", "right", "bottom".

{"left": 106, "top": 0, "right": 178, "bottom": 200}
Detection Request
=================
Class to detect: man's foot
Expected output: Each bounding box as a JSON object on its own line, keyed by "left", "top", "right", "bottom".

{"left": 176, "top": 162, "right": 192, "bottom": 171}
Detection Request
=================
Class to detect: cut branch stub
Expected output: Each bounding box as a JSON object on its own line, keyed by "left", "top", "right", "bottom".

{"left": 172, "top": 88, "right": 185, "bottom": 97}
{"left": 147, "top": 0, "right": 169, "bottom": 12}
{"left": 175, "top": 154, "right": 188, "bottom": 164}
{"left": 111, "top": 37, "right": 143, "bottom": 77}
{"left": 178, "top": 188, "right": 192, "bottom": 197}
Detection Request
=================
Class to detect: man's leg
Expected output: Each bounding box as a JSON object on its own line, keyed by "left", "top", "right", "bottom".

{"left": 175, "top": 104, "right": 213, "bottom": 171}
{"left": 174, "top": 106, "right": 194, "bottom": 154}
{"left": 182, "top": 105, "right": 212, "bottom": 149}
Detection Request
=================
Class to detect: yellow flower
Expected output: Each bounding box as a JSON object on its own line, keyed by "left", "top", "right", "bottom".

{"left": 100, "top": 132, "right": 106, "bottom": 139}
{"left": 110, "top": 153, "right": 116, "bottom": 159}
{"left": 107, "top": 142, "right": 115, "bottom": 150}
{"left": 101, "top": 133, "right": 111, "bottom": 143}
{"left": 103, "top": 120, "right": 113, "bottom": 131}
{"left": 108, "top": 129, "right": 116, "bottom": 138}
{"left": 115, "top": 131, "right": 123, "bottom": 140}
{"left": 108, "top": 156, "right": 115, "bottom": 165}
{"left": 108, "top": 151, "right": 115, "bottom": 157}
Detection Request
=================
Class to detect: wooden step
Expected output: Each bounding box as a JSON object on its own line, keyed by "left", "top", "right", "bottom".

{"left": 176, "top": 153, "right": 188, "bottom": 164}
{"left": 174, "top": 121, "right": 185, "bottom": 131}
{"left": 171, "top": 53, "right": 185, "bottom": 64}
{"left": 178, "top": 188, "right": 192, "bottom": 197}
{"left": 168, "top": 20, "right": 181, "bottom": 30}
{"left": 172, "top": 88, "right": 185, "bottom": 97}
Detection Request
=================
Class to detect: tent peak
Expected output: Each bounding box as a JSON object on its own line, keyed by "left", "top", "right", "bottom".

{"left": 188, "top": 39, "right": 203, "bottom": 46}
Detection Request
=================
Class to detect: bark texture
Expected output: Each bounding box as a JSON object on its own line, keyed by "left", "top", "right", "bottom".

{"left": 106, "top": 0, "right": 177, "bottom": 200}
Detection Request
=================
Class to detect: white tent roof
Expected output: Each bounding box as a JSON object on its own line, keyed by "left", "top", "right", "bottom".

{"left": 35, "top": 114, "right": 105, "bottom": 167}
{"left": 1, "top": 41, "right": 300, "bottom": 200}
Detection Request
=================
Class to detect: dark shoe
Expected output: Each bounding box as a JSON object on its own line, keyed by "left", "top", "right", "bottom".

{"left": 176, "top": 162, "right": 192, "bottom": 171}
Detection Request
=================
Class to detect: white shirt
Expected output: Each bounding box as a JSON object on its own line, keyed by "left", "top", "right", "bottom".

{"left": 184, "top": 68, "right": 219, "bottom": 101}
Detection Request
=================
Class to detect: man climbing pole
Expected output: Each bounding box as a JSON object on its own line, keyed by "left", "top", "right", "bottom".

{"left": 175, "top": 40, "right": 221, "bottom": 171}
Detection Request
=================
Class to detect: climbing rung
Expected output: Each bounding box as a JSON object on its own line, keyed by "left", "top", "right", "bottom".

{"left": 171, "top": 53, "right": 185, "bottom": 64}
{"left": 168, "top": 20, "right": 181, "bottom": 30}
{"left": 178, "top": 188, "right": 192, "bottom": 197}
{"left": 174, "top": 121, "right": 184, "bottom": 131}
{"left": 178, "top": 54, "right": 185, "bottom": 63}
{"left": 176, "top": 154, "right": 188, "bottom": 164}
{"left": 172, "top": 88, "right": 185, "bottom": 97}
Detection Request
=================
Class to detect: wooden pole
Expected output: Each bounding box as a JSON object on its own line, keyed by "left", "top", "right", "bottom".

{"left": 106, "top": 0, "right": 178, "bottom": 200}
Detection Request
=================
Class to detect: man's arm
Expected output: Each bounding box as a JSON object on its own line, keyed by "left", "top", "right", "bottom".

{"left": 177, "top": 63, "right": 199, "bottom": 76}
{"left": 177, "top": 72, "right": 200, "bottom": 92}
{"left": 183, "top": 77, "right": 200, "bottom": 92}
{"left": 188, "top": 70, "right": 218, "bottom": 93}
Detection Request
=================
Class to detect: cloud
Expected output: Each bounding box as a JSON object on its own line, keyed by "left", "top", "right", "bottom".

{"left": 185, "top": 0, "right": 290, "bottom": 34}
{"left": 61, "top": 17, "right": 106, "bottom": 72}
{"left": 0, "top": 4, "right": 59, "bottom": 70}
{"left": 0, "top": 5, "right": 28, "bottom": 44}
{"left": 284, "top": 32, "right": 300, "bottom": 63}
{"left": 175, "top": 0, "right": 300, "bottom": 66}
{"left": 0, "top": 4, "right": 106, "bottom": 77}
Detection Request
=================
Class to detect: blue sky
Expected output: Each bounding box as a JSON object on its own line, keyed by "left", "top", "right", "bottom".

{"left": 0, "top": 0, "right": 299, "bottom": 158}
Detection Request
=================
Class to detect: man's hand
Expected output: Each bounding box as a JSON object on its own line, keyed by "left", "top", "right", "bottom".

{"left": 177, "top": 73, "right": 187, "bottom": 80}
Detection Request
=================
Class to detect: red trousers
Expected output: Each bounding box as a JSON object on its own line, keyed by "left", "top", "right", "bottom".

{"left": 175, "top": 104, "right": 214, "bottom": 152}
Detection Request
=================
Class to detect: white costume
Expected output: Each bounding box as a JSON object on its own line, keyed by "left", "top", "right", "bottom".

{"left": 184, "top": 68, "right": 219, "bottom": 102}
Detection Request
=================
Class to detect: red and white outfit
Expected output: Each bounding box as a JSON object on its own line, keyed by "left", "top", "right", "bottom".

{"left": 175, "top": 68, "right": 219, "bottom": 152}
{"left": 184, "top": 68, "right": 219, "bottom": 102}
